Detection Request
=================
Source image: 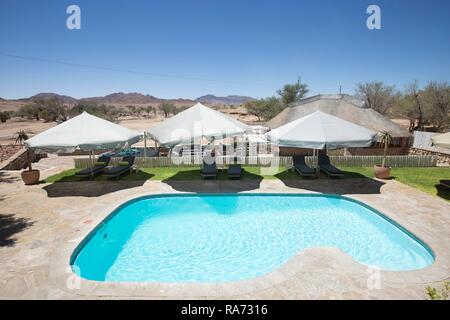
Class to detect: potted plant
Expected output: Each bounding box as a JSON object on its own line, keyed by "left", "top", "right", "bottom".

{"left": 374, "top": 131, "right": 392, "bottom": 179}
{"left": 15, "top": 130, "right": 40, "bottom": 185}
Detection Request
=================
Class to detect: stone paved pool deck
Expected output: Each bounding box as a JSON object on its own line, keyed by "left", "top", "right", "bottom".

{"left": 0, "top": 165, "right": 449, "bottom": 299}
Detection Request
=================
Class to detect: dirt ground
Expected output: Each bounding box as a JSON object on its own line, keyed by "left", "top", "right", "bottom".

{"left": 0, "top": 118, "right": 56, "bottom": 145}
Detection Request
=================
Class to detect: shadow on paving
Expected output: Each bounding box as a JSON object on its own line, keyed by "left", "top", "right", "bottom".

{"left": 162, "top": 169, "right": 263, "bottom": 193}
{"left": 435, "top": 184, "right": 450, "bottom": 201}
{"left": 42, "top": 172, "right": 154, "bottom": 197}
{"left": 0, "top": 205, "right": 34, "bottom": 247}
{"left": 276, "top": 170, "right": 385, "bottom": 195}
{"left": 0, "top": 171, "right": 20, "bottom": 184}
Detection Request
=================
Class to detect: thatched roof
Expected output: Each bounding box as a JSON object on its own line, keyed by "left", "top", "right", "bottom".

{"left": 265, "top": 94, "right": 410, "bottom": 138}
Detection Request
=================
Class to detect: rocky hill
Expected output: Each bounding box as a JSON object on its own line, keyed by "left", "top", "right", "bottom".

{"left": 79, "top": 92, "right": 161, "bottom": 105}
{"left": 0, "top": 92, "right": 255, "bottom": 108}
{"left": 21, "top": 93, "right": 78, "bottom": 104}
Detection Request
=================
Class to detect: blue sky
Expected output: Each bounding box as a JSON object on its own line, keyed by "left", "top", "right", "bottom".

{"left": 0, "top": 0, "right": 449, "bottom": 99}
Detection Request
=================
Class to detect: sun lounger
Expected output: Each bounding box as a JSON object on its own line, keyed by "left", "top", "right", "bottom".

{"left": 201, "top": 160, "right": 217, "bottom": 179}
{"left": 102, "top": 156, "right": 135, "bottom": 178}
{"left": 227, "top": 163, "right": 242, "bottom": 179}
{"left": 292, "top": 155, "right": 317, "bottom": 178}
{"left": 75, "top": 155, "right": 110, "bottom": 178}
{"left": 318, "top": 155, "right": 344, "bottom": 178}
{"left": 440, "top": 180, "right": 450, "bottom": 189}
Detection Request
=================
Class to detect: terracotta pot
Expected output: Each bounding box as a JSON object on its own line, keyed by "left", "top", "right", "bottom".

{"left": 21, "top": 169, "right": 40, "bottom": 185}
{"left": 374, "top": 165, "right": 391, "bottom": 179}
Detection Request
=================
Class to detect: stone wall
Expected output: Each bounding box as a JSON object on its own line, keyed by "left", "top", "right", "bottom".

{"left": 409, "top": 148, "right": 450, "bottom": 165}
{"left": 0, "top": 146, "right": 44, "bottom": 170}
{"left": 1, "top": 148, "right": 32, "bottom": 170}
{"left": 0, "top": 145, "right": 22, "bottom": 163}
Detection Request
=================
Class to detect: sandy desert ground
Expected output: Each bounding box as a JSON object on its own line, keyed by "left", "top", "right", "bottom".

{"left": 0, "top": 119, "right": 56, "bottom": 145}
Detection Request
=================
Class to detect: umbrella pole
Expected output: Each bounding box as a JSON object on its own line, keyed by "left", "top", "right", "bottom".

{"left": 143, "top": 132, "right": 147, "bottom": 158}
{"left": 88, "top": 151, "right": 91, "bottom": 174}
{"left": 315, "top": 149, "right": 319, "bottom": 173}
{"left": 90, "top": 150, "right": 95, "bottom": 179}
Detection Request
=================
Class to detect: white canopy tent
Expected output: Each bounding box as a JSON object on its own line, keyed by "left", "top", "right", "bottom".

{"left": 25, "top": 111, "right": 142, "bottom": 153}
{"left": 431, "top": 132, "right": 450, "bottom": 149}
{"left": 266, "top": 111, "right": 376, "bottom": 149}
{"left": 147, "top": 102, "right": 250, "bottom": 148}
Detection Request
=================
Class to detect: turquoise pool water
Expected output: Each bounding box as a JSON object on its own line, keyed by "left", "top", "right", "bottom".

{"left": 72, "top": 194, "right": 434, "bottom": 282}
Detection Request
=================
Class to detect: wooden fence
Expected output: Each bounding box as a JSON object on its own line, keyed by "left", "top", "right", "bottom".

{"left": 328, "top": 155, "right": 437, "bottom": 167}
{"left": 74, "top": 155, "right": 437, "bottom": 169}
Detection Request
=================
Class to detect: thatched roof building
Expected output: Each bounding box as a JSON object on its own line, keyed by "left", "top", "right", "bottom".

{"left": 266, "top": 94, "right": 410, "bottom": 138}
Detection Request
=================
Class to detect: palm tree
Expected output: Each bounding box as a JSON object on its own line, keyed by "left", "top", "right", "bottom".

{"left": 14, "top": 130, "right": 35, "bottom": 172}
{"left": 379, "top": 131, "right": 392, "bottom": 167}
{"left": 14, "top": 130, "right": 29, "bottom": 145}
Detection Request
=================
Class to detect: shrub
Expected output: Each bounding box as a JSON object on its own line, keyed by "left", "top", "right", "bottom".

{"left": 426, "top": 281, "right": 449, "bottom": 300}
{"left": 0, "top": 111, "right": 11, "bottom": 123}
{"left": 160, "top": 102, "right": 176, "bottom": 117}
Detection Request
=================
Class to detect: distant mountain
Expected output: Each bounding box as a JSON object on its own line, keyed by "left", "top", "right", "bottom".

{"left": 195, "top": 94, "right": 253, "bottom": 106}
{"left": 80, "top": 92, "right": 161, "bottom": 105}
{"left": 23, "top": 93, "right": 78, "bottom": 104}
{"left": 2, "top": 92, "right": 253, "bottom": 108}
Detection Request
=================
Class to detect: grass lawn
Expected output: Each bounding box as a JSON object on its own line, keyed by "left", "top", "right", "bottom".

{"left": 343, "top": 166, "right": 450, "bottom": 201}
{"left": 387, "top": 167, "right": 449, "bottom": 200}
{"left": 45, "top": 166, "right": 293, "bottom": 183}
{"left": 45, "top": 166, "right": 450, "bottom": 201}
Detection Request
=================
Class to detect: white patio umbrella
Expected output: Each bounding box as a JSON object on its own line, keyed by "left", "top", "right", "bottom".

{"left": 266, "top": 111, "right": 376, "bottom": 168}
{"left": 25, "top": 111, "right": 142, "bottom": 153}
{"left": 266, "top": 111, "right": 376, "bottom": 149}
{"left": 431, "top": 132, "right": 450, "bottom": 149}
{"left": 147, "top": 102, "right": 250, "bottom": 148}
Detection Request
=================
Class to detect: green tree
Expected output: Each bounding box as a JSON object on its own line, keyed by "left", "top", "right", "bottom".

{"left": 405, "top": 80, "right": 425, "bottom": 131}
{"left": 136, "top": 106, "right": 146, "bottom": 118}
{"left": 245, "top": 97, "right": 284, "bottom": 121}
{"left": 18, "top": 103, "right": 43, "bottom": 120}
{"left": 125, "top": 105, "right": 137, "bottom": 116}
{"left": 355, "top": 81, "right": 395, "bottom": 115}
{"left": 173, "top": 105, "right": 189, "bottom": 115}
{"left": 39, "top": 98, "right": 68, "bottom": 122}
{"left": 160, "top": 102, "right": 176, "bottom": 117}
{"left": 70, "top": 102, "right": 119, "bottom": 122}
{"left": 52, "top": 98, "right": 68, "bottom": 122}
{"left": 0, "top": 111, "right": 12, "bottom": 123}
{"left": 423, "top": 81, "right": 450, "bottom": 131}
{"left": 16, "top": 98, "right": 68, "bottom": 122}
{"left": 143, "top": 105, "right": 154, "bottom": 118}
{"left": 277, "top": 78, "right": 309, "bottom": 106}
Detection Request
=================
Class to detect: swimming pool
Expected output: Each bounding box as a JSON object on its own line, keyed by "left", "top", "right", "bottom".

{"left": 71, "top": 194, "right": 434, "bottom": 282}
